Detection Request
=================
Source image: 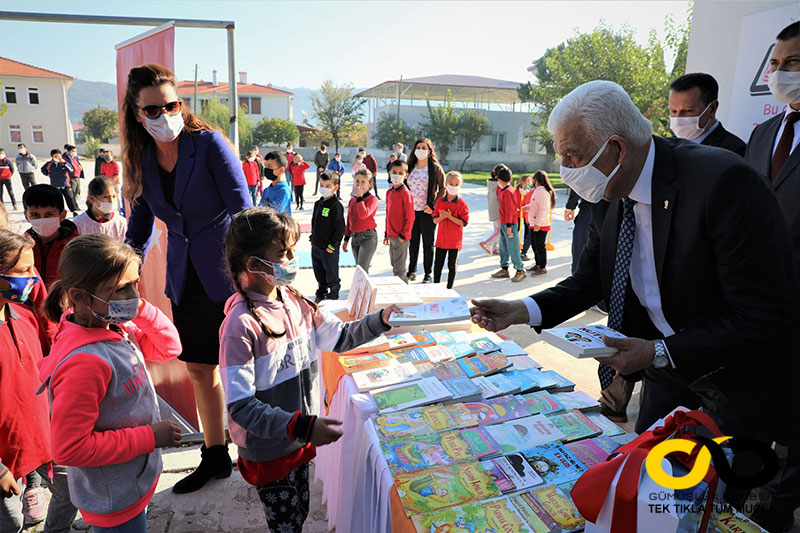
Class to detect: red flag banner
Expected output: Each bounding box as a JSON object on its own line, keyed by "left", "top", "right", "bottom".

{"left": 116, "top": 23, "right": 199, "bottom": 428}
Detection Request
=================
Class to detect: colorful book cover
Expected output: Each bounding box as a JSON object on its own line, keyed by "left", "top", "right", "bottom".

{"left": 484, "top": 373, "right": 523, "bottom": 396}
{"left": 463, "top": 400, "right": 505, "bottom": 426}
{"left": 539, "top": 370, "right": 575, "bottom": 392}
{"left": 386, "top": 332, "right": 418, "bottom": 351}
{"left": 381, "top": 436, "right": 456, "bottom": 474}
{"left": 351, "top": 361, "right": 422, "bottom": 392}
{"left": 405, "top": 347, "right": 433, "bottom": 365}
{"left": 591, "top": 435, "right": 625, "bottom": 455}
{"left": 525, "top": 484, "right": 585, "bottom": 532}
{"left": 484, "top": 352, "right": 511, "bottom": 374}
{"left": 714, "top": 510, "right": 769, "bottom": 533}
{"left": 412, "top": 331, "right": 437, "bottom": 348}
{"left": 546, "top": 409, "right": 604, "bottom": 442}
{"left": 469, "top": 336, "right": 503, "bottom": 355}
{"left": 520, "top": 442, "right": 588, "bottom": 486}
{"left": 498, "top": 339, "right": 527, "bottom": 356}
{"left": 338, "top": 352, "right": 392, "bottom": 372}
{"left": 372, "top": 408, "right": 431, "bottom": 439}
{"left": 394, "top": 463, "right": 501, "bottom": 516}
{"left": 448, "top": 341, "right": 477, "bottom": 359}
{"left": 371, "top": 377, "right": 452, "bottom": 413}
{"left": 481, "top": 453, "right": 544, "bottom": 493}
{"left": 540, "top": 324, "right": 627, "bottom": 358}
{"left": 429, "top": 330, "right": 456, "bottom": 345}
{"left": 419, "top": 361, "right": 467, "bottom": 381}
{"left": 388, "top": 297, "right": 471, "bottom": 327}
{"left": 472, "top": 376, "right": 503, "bottom": 399}
{"left": 442, "top": 377, "right": 483, "bottom": 402}
{"left": 443, "top": 403, "right": 478, "bottom": 428}
{"left": 507, "top": 355, "right": 543, "bottom": 370}
{"left": 424, "top": 345, "right": 456, "bottom": 364}
{"left": 509, "top": 492, "right": 560, "bottom": 532}
{"left": 484, "top": 415, "right": 566, "bottom": 454}
{"left": 485, "top": 395, "right": 536, "bottom": 421}
{"left": 455, "top": 427, "right": 503, "bottom": 458}
{"left": 502, "top": 369, "right": 545, "bottom": 393}
{"left": 551, "top": 390, "right": 601, "bottom": 411}
{"left": 522, "top": 390, "right": 566, "bottom": 415}
{"left": 457, "top": 354, "right": 495, "bottom": 378}
{"left": 565, "top": 438, "right": 615, "bottom": 468}
{"left": 411, "top": 495, "right": 539, "bottom": 533}
{"left": 584, "top": 411, "right": 625, "bottom": 437}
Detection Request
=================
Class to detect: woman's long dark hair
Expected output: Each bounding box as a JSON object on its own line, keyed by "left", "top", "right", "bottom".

{"left": 224, "top": 207, "right": 316, "bottom": 338}
{"left": 121, "top": 64, "right": 233, "bottom": 205}
{"left": 406, "top": 137, "right": 440, "bottom": 170}
{"left": 533, "top": 170, "right": 557, "bottom": 209}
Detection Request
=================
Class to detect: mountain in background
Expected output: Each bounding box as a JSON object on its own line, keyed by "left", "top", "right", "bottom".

{"left": 67, "top": 79, "right": 370, "bottom": 126}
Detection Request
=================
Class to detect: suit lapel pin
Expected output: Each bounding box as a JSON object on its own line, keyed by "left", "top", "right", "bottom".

{"left": 663, "top": 200, "right": 669, "bottom": 210}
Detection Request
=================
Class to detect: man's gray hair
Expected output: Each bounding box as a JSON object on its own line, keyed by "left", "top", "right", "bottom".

{"left": 547, "top": 80, "right": 652, "bottom": 147}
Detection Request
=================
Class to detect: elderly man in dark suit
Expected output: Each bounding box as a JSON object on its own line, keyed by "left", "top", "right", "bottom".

{"left": 471, "top": 80, "right": 800, "bottom": 532}
{"left": 669, "top": 72, "right": 747, "bottom": 155}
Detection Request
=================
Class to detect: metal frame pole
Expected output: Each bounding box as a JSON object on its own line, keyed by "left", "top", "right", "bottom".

{"left": 226, "top": 24, "right": 238, "bottom": 154}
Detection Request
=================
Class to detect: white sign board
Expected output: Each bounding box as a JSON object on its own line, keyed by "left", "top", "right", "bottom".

{"left": 728, "top": 4, "right": 799, "bottom": 140}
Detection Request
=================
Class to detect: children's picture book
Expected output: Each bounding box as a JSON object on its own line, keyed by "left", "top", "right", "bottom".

{"left": 551, "top": 390, "right": 601, "bottom": 411}
{"left": 525, "top": 484, "right": 585, "bottom": 532}
{"left": 452, "top": 427, "right": 504, "bottom": 458}
{"left": 338, "top": 352, "right": 392, "bottom": 372}
{"left": 472, "top": 376, "right": 505, "bottom": 399}
{"left": 411, "top": 331, "right": 437, "bottom": 348}
{"left": 457, "top": 352, "right": 510, "bottom": 378}
{"left": 522, "top": 390, "right": 566, "bottom": 415}
{"left": 351, "top": 361, "right": 422, "bottom": 392}
{"left": 388, "top": 297, "right": 471, "bottom": 326}
{"left": 591, "top": 435, "right": 626, "bottom": 455}
{"left": 386, "top": 332, "right": 419, "bottom": 351}
{"left": 394, "top": 462, "right": 501, "bottom": 516}
{"left": 525, "top": 369, "right": 561, "bottom": 391}
{"left": 371, "top": 408, "right": 432, "bottom": 439}
{"left": 507, "top": 355, "right": 543, "bottom": 370}
{"left": 497, "top": 339, "right": 528, "bottom": 357}
{"left": 382, "top": 436, "right": 456, "bottom": 473}
{"left": 421, "top": 404, "right": 468, "bottom": 432}
{"left": 538, "top": 370, "right": 576, "bottom": 392}
{"left": 714, "top": 509, "right": 769, "bottom": 533}
{"left": 484, "top": 372, "right": 523, "bottom": 396}
{"left": 485, "top": 395, "right": 536, "bottom": 421}
{"left": 484, "top": 415, "right": 566, "bottom": 454}
{"left": 429, "top": 330, "right": 456, "bottom": 345}
{"left": 442, "top": 377, "right": 483, "bottom": 403}
{"left": 418, "top": 361, "right": 467, "bottom": 381}
{"left": 546, "top": 409, "right": 604, "bottom": 442}
{"left": 371, "top": 377, "right": 452, "bottom": 413}
{"left": 520, "top": 442, "right": 588, "bottom": 486}
{"left": 469, "top": 336, "right": 503, "bottom": 355}
{"left": 584, "top": 411, "right": 625, "bottom": 437}
{"left": 564, "top": 438, "right": 615, "bottom": 468}
{"left": 424, "top": 345, "right": 456, "bottom": 364}
{"left": 502, "top": 369, "right": 545, "bottom": 394}
{"left": 508, "top": 492, "right": 561, "bottom": 532}
{"left": 448, "top": 341, "right": 477, "bottom": 359}
{"left": 442, "top": 404, "right": 478, "bottom": 429}
{"left": 481, "top": 453, "right": 544, "bottom": 493}
{"left": 463, "top": 400, "right": 505, "bottom": 426}
{"left": 411, "top": 495, "right": 541, "bottom": 533}
{"left": 540, "top": 324, "right": 627, "bottom": 358}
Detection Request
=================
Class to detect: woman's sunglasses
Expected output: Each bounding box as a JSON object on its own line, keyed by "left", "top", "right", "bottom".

{"left": 138, "top": 100, "right": 182, "bottom": 119}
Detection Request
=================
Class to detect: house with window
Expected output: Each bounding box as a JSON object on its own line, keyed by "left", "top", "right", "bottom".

{"left": 358, "top": 74, "right": 551, "bottom": 171}
{"left": 0, "top": 57, "right": 74, "bottom": 156}
{"left": 177, "top": 71, "right": 293, "bottom": 123}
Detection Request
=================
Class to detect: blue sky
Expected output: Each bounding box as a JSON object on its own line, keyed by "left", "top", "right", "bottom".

{"left": 2, "top": 1, "right": 691, "bottom": 89}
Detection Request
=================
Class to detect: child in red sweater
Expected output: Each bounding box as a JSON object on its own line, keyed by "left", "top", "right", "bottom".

{"left": 290, "top": 154, "right": 311, "bottom": 211}
{"left": 0, "top": 229, "right": 77, "bottom": 533}
{"left": 343, "top": 169, "right": 379, "bottom": 273}
{"left": 432, "top": 171, "right": 469, "bottom": 289}
{"left": 384, "top": 160, "right": 414, "bottom": 281}
{"left": 491, "top": 164, "right": 525, "bottom": 282}
{"left": 242, "top": 150, "right": 261, "bottom": 207}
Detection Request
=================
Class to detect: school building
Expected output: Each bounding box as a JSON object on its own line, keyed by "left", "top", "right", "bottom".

{"left": 357, "top": 74, "right": 552, "bottom": 172}
{"left": 177, "top": 70, "right": 294, "bottom": 122}
{"left": 0, "top": 56, "right": 75, "bottom": 157}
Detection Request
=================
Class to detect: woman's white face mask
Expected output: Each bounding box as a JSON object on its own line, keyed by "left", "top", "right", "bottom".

{"left": 559, "top": 138, "right": 621, "bottom": 203}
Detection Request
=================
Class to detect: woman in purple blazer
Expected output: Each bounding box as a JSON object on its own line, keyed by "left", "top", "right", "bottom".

{"left": 122, "top": 64, "right": 252, "bottom": 494}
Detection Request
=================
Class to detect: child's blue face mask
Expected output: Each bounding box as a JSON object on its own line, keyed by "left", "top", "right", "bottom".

{"left": 0, "top": 274, "right": 40, "bottom": 304}
{"left": 248, "top": 256, "right": 298, "bottom": 286}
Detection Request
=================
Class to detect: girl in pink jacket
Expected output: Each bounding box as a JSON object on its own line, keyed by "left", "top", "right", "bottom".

{"left": 527, "top": 170, "right": 557, "bottom": 276}
{"left": 39, "top": 234, "right": 183, "bottom": 533}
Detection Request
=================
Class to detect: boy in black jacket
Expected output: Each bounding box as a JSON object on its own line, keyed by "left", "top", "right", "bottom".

{"left": 310, "top": 170, "right": 345, "bottom": 302}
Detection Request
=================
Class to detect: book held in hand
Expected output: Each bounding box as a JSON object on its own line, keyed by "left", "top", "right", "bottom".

{"left": 388, "top": 297, "right": 471, "bottom": 326}
{"left": 540, "top": 324, "right": 627, "bottom": 358}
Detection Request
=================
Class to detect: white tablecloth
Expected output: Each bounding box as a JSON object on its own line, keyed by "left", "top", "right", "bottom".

{"left": 315, "top": 373, "right": 397, "bottom": 533}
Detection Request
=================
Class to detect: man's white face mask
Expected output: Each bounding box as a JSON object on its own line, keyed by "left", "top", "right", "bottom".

{"left": 670, "top": 102, "right": 713, "bottom": 140}
{"left": 559, "top": 138, "right": 621, "bottom": 203}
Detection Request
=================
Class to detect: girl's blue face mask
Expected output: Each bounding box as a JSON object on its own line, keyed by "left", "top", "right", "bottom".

{"left": 248, "top": 256, "right": 298, "bottom": 286}
{"left": 85, "top": 291, "right": 140, "bottom": 325}
{"left": 0, "top": 274, "right": 40, "bottom": 304}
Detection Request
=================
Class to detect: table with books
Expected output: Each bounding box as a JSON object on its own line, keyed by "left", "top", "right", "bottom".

{"left": 314, "top": 269, "right": 765, "bottom": 533}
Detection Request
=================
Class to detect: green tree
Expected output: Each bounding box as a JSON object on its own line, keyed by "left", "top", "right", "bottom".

{"left": 517, "top": 19, "right": 689, "bottom": 160}
{"left": 456, "top": 109, "right": 491, "bottom": 171}
{"left": 237, "top": 111, "right": 255, "bottom": 158}
{"left": 82, "top": 106, "right": 119, "bottom": 142}
{"left": 83, "top": 136, "right": 101, "bottom": 158}
{"left": 422, "top": 90, "right": 459, "bottom": 162}
{"left": 0, "top": 82, "right": 7, "bottom": 118}
{"left": 372, "top": 113, "right": 419, "bottom": 152}
{"left": 254, "top": 117, "right": 300, "bottom": 147}
{"left": 310, "top": 80, "right": 365, "bottom": 153}
{"left": 199, "top": 97, "right": 229, "bottom": 133}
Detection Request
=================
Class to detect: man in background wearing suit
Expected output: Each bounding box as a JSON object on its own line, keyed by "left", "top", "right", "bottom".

{"left": 669, "top": 72, "right": 746, "bottom": 155}
{"left": 471, "top": 80, "right": 800, "bottom": 532}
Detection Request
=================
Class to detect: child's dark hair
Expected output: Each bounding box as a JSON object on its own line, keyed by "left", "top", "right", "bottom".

{"left": 389, "top": 159, "right": 408, "bottom": 173}
{"left": 44, "top": 234, "right": 140, "bottom": 322}
{"left": 264, "top": 150, "right": 287, "bottom": 169}
{"left": 23, "top": 184, "right": 65, "bottom": 211}
{"left": 493, "top": 163, "right": 512, "bottom": 182}
{"left": 0, "top": 229, "right": 34, "bottom": 273}
{"left": 86, "top": 176, "right": 117, "bottom": 209}
{"left": 225, "top": 207, "right": 317, "bottom": 338}
{"left": 50, "top": 148, "right": 61, "bottom": 156}
{"left": 354, "top": 168, "right": 373, "bottom": 184}
{"left": 533, "top": 170, "right": 557, "bottom": 209}
{"left": 320, "top": 169, "right": 340, "bottom": 187}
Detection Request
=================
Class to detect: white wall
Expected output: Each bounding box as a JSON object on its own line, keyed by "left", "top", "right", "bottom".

{"left": 685, "top": 0, "right": 799, "bottom": 139}
{"left": 0, "top": 75, "right": 73, "bottom": 157}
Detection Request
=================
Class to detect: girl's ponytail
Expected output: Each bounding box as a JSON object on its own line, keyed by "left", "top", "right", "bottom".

{"left": 44, "top": 280, "right": 69, "bottom": 323}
